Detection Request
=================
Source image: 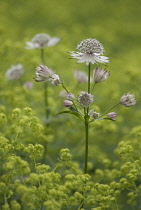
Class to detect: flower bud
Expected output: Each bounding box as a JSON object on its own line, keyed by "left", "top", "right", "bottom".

{"left": 93, "top": 67, "right": 110, "bottom": 83}
{"left": 63, "top": 100, "right": 73, "bottom": 108}
{"left": 107, "top": 112, "right": 116, "bottom": 120}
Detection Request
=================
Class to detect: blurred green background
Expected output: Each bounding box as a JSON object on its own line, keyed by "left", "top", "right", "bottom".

{"left": 0, "top": 0, "right": 141, "bottom": 165}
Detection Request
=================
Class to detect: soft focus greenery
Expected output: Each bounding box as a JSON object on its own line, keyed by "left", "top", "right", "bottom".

{"left": 0, "top": 0, "right": 141, "bottom": 209}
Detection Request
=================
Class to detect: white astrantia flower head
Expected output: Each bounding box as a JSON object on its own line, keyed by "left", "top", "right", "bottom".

{"left": 51, "top": 74, "right": 61, "bottom": 86}
{"left": 5, "top": 64, "right": 24, "bottom": 80}
{"left": 78, "top": 91, "right": 94, "bottom": 107}
{"left": 69, "top": 38, "right": 110, "bottom": 65}
{"left": 25, "top": 33, "right": 60, "bottom": 49}
{"left": 93, "top": 67, "right": 110, "bottom": 83}
{"left": 120, "top": 93, "right": 136, "bottom": 107}
{"left": 34, "top": 64, "right": 54, "bottom": 82}
{"left": 107, "top": 112, "right": 116, "bottom": 120}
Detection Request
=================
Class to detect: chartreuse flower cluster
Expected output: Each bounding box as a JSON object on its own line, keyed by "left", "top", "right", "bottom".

{"left": 34, "top": 38, "right": 136, "bottom": 177}
{"left": 0, "top": 106, "right": 141, "bottom": 210}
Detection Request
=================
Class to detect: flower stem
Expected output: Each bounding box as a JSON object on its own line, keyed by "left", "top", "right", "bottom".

{"left": 99, "top": 103, "right": 120, "bottom": 118}
{"left": 40, "top": 48, "right": 50, "bottom": 119}
{"left": 84, "top": 63, "right": 91, "bottom": 174}
{"left": 84, "top": 116, "right": 89, "bottom": 174}
{"left": 88, "top": 63, "right": 91, "bottom": 94}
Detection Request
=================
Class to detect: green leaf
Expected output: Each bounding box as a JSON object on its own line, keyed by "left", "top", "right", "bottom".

{"left": 54, "top": 110, "right": 84, "bottom": 122}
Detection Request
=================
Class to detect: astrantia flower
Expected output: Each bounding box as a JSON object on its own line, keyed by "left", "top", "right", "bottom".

{"left": 107, "top": 112, "right": 116, "bottom": 120}
{"left": 63, "top": 100, "right": 73, "bottom": 108}
{"left": 51, "top": 74, "right": 61, "bottom": 86}
{"left": 70, "top": 38, "right": 110, "bottom": 65}
{"left": 120, "top": 93, "right": 136, "bottom": 107}
{"left": 78, "top": 91, "right": 94, "bottom": 107}
{"left": 5, "top": 64, "right": 24, "bottom": 80}
{"left": 34, "top": 64, "right": 54, "bottom": 82}
{"left": 25, "top": 33, "right": 60, "bottom": 49}
{"left": 93, "top": 67, "right": 110, "bottom": 83}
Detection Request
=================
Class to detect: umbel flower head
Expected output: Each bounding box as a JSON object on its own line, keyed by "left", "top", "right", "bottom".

{"left": 5, "top": 64, "right": 24, "bottom": 80}
{"left": 25, "top": 33, "right": 60, "bottom": 49}
{"left": 34, "top": 64, "right": 54, "bottom": 82}
{"left": 70, "top": 38, "right": 110, "bottom": 65}
{"left": 120, "top": 93, "right": 136, "bottom": 107}
{"left": 78, "top": 91, "right": 94, "bottom": 107}
{"left": 93, "top": 67, "right": 110, "bottom": 83}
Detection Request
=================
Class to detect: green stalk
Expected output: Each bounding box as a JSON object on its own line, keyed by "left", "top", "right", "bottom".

{"left": 40, "top": 48, "right": 50, "bottom": 119}
{"left": 99, "top": 103, "right": 120, "bottom": 118}
{"left": 84, "top": 63, "right": 91, "bottom": 174}
{"left": 84, "top": 114, "right": 89, "bottom": 174}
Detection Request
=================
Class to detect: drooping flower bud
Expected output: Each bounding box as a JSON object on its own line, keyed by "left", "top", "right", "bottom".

{"left": 34, "top": 64, "right": 54, "bottom": 82}
{"left": 63, "top": 100, "right": 73, "bottom": 108}
{"left": 93, "top": 67, "right": 110, "bottom": 83}
{"left": 107, "top": 112, "right": 116, "bottom": 120}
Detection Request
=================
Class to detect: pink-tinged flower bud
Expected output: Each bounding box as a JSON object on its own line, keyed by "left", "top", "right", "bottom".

{"left": 34, "top": 64, "right": 54, "bottom": 82}
{"left": 63, "top": 100, "right": 73, "bottom": 108}
{"left": 78, "top": 91, "right": 94, "bottom": 107}
{"left": 93, "top": 67, "right": 110, "bottom": 83}
{"left": 107, "top": 112, "right": 116, "bottom": 120}
{"left": 51, "top": 74, "right": 61, "bottom": 86}
{"left": 5, "top": 64, "right": 24, "bottom": 80}
{"left": 66, "top": 93, "right": 75, "bottom": 100}
{"left": 120, "top": 93, "right": 136, "bottom": 107}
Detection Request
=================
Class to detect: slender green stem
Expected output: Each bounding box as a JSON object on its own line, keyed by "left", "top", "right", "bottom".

{"left": 84, "top": 116, "right": 89, "bottom": 174}
{"left": 84, "top": 63, "right": 91, "bottom": 174}
{"left": 99, "top": 103, "right": 120, "bottom": 118}
{"left": 88, "top": 63, "right": 91, "bottom": 94}
{"left": 40, "top": 48, "right": 50, "bottom": 119}
{"left": 41, "top": 48, "right": 45, "bottom": 64}
{"left": 91, "top": 82, "right": 96, "bottom": 94}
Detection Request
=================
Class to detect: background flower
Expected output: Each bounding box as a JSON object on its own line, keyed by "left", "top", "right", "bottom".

{"left": 5, "top": 64, "right": 24, "bottom": 80}
{"left": 25, "top": 33, "right": 60, "bottom": 49}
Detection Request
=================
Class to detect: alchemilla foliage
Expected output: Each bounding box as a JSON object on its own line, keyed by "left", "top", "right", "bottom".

{"left": 0, "top": 33, "right": 140, "bottom": 210}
